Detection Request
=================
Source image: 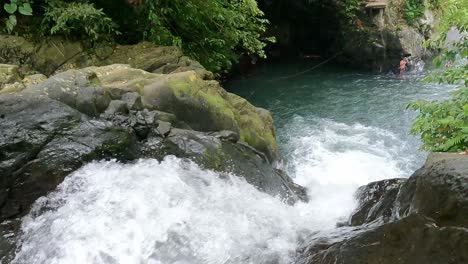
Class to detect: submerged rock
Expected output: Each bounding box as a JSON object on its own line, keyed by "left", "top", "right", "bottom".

{"left": 297, "top": 153, "right": 468, "bottom": 264}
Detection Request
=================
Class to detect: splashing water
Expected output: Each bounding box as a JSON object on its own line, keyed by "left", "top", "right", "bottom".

{"left": 12, "top": 65, "right": 456, "bottom": 263}
{"left": 13, "top": 157, "right": 314, "bottom": 264}
{"left": 12, "top": 120, "right": 413, "bottom": 264}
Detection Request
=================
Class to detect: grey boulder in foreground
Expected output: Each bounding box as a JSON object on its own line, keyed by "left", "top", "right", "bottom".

{"left": 297, "top": 153, "right": 468, "bottom": 264}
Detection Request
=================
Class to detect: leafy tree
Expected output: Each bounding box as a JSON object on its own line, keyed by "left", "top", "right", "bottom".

{"left": 1, "top": 0, "right": 273, "bottom": 73}
{"left": 409, "top": 0, "right": 468, "bottom": 152}
{"left": 404, "top": 0, "right": 425, "bottom": 25}
{"left": 41, "top": 0, "right": 118, "bottom": 41}
{"left": 143, "top": 0, "right": 273, "bottom": 72}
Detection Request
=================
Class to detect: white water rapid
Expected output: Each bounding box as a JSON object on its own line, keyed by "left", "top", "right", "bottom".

{"left": 12, "top": 117, "right": 413, "bottom": 264}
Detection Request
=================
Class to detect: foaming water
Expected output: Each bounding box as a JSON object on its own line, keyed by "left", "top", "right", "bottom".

{"left": 13, "top": 157, "right": 319, "bottom": 264}
{"left": 280, "top": 117, "right": 414, "bottom": 226}
{"left": 12, "top": 120, "right": 414, "bottom": 264}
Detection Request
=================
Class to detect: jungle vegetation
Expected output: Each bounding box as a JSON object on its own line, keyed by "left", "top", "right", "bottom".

{"left": 409, "top": 0, "right": 468, "bottom": 152}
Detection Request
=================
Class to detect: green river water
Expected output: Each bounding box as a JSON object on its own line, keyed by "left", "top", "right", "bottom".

{"left": 227, "top": 61, "right": 455, "bottom": 182}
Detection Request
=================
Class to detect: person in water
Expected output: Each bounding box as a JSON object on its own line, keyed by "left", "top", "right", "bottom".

{"left": 399, "top": 57, "right": 408, "bottom": 75}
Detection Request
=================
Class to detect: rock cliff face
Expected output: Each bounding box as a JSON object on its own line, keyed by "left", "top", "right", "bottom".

{"left": 338, "top": 0, "right": 439, "bottom": 72}
{"left": 297, "top": 153, "right": 468, "bottom": 264}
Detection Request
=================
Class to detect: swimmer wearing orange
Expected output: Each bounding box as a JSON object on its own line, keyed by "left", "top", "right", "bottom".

{"left": 399, "top": 57, "right": 407, "bottom": 75}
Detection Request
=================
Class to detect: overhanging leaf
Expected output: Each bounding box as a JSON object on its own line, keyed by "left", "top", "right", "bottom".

{"left": 4, "top": 3, "right": 17, "bottom": 14}
{"left": 18, "top": 3, "right": 32, "bottom": 16}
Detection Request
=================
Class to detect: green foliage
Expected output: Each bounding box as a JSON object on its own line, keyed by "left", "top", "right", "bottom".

{"left": 409, "top": 88, "right": 468, "bottom": 152}
{"left": 3, "top": 0, "right": 33, "bottom": 33}
{"left": 426, "top": 0, "right": 441, "bottom": 9}
{"left": 1, "top": 0, "right": 272, "bottom": 72}
{"left": 410, "top": 0, "right": 468, "bottom": 152}
{"left": 144, "top": 0, "right": 273, "bottom": 72}
{"left": 404, "top": 0, "right": 425, "bottom": 25}
{"left": 42, "top": 0, "right": 118, "bottom": 41}
{"left": 341, "top": 0, "right": 361, "bottom": 21}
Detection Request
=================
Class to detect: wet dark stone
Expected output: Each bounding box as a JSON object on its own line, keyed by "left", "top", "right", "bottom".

{"left": 349, "top": 178, "right": 406, "bottom": 226}
{"left": 297, "top": 153, "right": 468, "bottom": 264}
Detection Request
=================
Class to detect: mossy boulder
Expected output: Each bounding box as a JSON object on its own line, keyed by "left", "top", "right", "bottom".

{"left": 0, "top": 36, "right": 83, "bottom": 76}
{"left": 34, "top": 38, "right": 84, "bottom": 75}
{"left": 0, "top": 64, "right": 21, "bottom": 91}
{"left": 0, "top": 35, "right": 213, "bottom": 78}
{"left": 73, "top": 42, "right": 212, "bottom": 79}
{"left": 0, "top": 68, "right": 299, "bottom": 221}
{"left": 26, "top": 64, "right": 278, "bottom": 159}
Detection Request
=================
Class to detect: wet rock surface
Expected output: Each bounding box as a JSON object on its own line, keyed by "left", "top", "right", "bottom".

{"left": 0, "top": 63, "right": 308, "bottom": 261}
{"left": 0, "top": 65, "right": 305, "bottom": 222}
{"left": 349, "top": 178, "right": 406, "bottom": 226}
{"left": 297, "top": 153, "right": 468, "bottom": 264}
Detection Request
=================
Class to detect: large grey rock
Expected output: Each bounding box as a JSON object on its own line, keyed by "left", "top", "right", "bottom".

{"left": 0, "top": 94, "right": 139, "bottom": 219}
{"left": 395, "top": 153, "right": 468, "bottom": 227}
{"left": 297, "top": 153, "right": 468, "bottom": 264}
{"left": 20, "top": 65, "right": 278, "bottom": 160}
{"left": 298, "top": 214, "right": 468, "bottom": 264}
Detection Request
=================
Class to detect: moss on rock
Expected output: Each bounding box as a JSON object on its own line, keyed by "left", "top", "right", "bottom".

{"left": 0, "top": 64, "right": 21, "bottom": 89}
{"left": 23, "top": 64, "right": 278, "bottom": 159}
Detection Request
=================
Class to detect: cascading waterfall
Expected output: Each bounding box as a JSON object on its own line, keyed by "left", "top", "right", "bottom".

{"left": 12, "top": 123, "right": 412, "bottom": 264}
{"left": 11, "top": 66, "right": 455, "bottom": 264}
{"left": 13, "top": 157, "right": 310, "bottom": 264}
